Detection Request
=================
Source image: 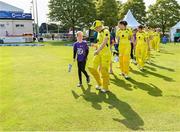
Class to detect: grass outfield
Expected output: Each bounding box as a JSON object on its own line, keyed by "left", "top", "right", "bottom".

{"left": 0, "top": 43, "right": 180, "bottom": 131}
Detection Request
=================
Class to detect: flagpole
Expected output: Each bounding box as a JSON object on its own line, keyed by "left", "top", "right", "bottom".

{"left": 32, "top": 0, "right": 36, "bottom": 35}
{"left": 35, "top": 0, "right": 39, "bottom": 36}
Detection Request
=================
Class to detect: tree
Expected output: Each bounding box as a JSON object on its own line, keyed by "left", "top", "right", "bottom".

{"left": 96, "top": 0, "right": 119, "bottom": 29}
{"left": 147, "top": 0, "right": 180, "bottom": 35}
{"left": 119, "top": 0, "right": 146, "bottom": 24}
{"left": 39, "top": 23, "right": 47, "bottom": 34}
{"left": 117, "top": 0, "right": 123, "bottom": 20}
{"left": 48, "top": 0, "right": 96, "bottom": 40}
{"left": 39, "top": 23, "right": 60, "bottom": 33}
{"left": 48, "top": 23, "right": 59, "bottom": 33}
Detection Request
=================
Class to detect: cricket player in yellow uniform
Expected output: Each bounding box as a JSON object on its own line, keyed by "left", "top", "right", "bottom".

{"left": 155, "top": 28, "right": 161, "bottom": 52}
{"left": 135, "top": 25, "right": 148, "bottom": 70}
{"left": 144, "top": 27, "right": 151, "bottom": 63}
{"left": 153, "top": 30, "right": 158, "bottom": 50}
{"left": 88, "top": 20, "right": 111, "bottom": 93}
{"left": 116, "top": 21, "right": 132, "bottom": 79}
{"left": 149, "top": 29, "right": 156, "bottom": 50}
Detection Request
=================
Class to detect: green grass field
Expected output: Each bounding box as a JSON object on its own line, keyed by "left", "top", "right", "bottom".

{"left": 0, "top": 42, "right": 180, "bottom": 131}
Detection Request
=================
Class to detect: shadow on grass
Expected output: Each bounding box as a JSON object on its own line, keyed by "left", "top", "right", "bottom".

{"left": 144, "top": 65, "right": 157, "bottom": 72}
{"left": 72, "top": 90, "right": 80, "bottom": 99}
{"left": 131, "top": 68, "right": 174, "bottom": 82}
{"left": 110, "top": 74, "right": 133, "bottom": 91}
{"left": 127, "top": 78, "right": 163, "bottom": 97}
{"left": 144, "top": 69, "right": 175, "bottom": 82}
{"left": 109, "top": 72, "right": 162, "bottom": 97}
{"left": 72, "top": 85, "right": 103, "bottom": 110}
{"left": 159, "top": 50, "right": 175, "bottom": 55}
{"left": 168, "top": 95, "right": 180, "bottom": 99}
{"left": 155, "top": 54, "right": 160, "bottom": 56}
{"left": 148, "top": 63, "right": 175, "bottom": 72}
{"left": 130, "top": 68, "right": 148, "bottom": 77}
{"left": 72, "top": 85, "right": 144, "bottom": 130}
{"left": 104, "top": 92, "right": 144, "bottom": 130}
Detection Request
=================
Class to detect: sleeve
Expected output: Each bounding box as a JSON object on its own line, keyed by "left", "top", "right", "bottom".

{"left": 158, "top": 33, "right": 161, "bottom": 37}
{"left": 135, "top": 33, "right": 138, "bottom": 40}
{"left": 146, "top": 33, "right": 149, "bottom": 39}
{"left": 129, "top": 29, "right": 133, "bottom": 37}
{"left": 104, "top": 29, "right": 110, "bottom": 38}
{"left": 104, "top": 29, "right": 110, "bottom": 47}
{"left": 73, "top": 43, "right": 77, "bottom": 60}
{"left": 116, "top": 30, "right": 119, "bottom": 38}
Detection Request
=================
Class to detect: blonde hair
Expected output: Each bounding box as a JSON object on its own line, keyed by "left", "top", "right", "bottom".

{"left": 76, "top": 31, "right": 83, "bottom": 37}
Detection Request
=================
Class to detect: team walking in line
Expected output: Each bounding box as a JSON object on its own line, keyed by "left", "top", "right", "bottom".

{"left": 73, "top": 20, "right": 161, "bottom": 93}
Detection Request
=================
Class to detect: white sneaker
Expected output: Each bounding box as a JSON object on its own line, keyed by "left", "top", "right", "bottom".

{"left": 96, "top": 85, "right": 101, "bottom": 90}
{"left": 101, "top": 89, "right": 109, "bottom": 93}
{"left": 131, "top": 59, "right": 134, "bottom": 63}
{"left": 146, "top": 60, "right": 151, "bottom": 64}
{"left": 114, "top": 56, "right": 119, "bottom": 62}
{"left": 109, "top": 71, "right": 114, "bottom": 74}
{"left": 124, "top": 75, "right": 130, "bottom": 79}
{"left": 119, "top": 72, "right": 125, "bottom": 76}
{"left": 132, "top": 59, "right": 137, "bottom": 65}
{"left": 140, "top": 68, "right": 144, "bottom": 71}
{"left": 77, "top": 83, "right": 82, "bottom": 87}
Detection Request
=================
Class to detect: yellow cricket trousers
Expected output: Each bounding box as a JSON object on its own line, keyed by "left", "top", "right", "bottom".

{"left": 88, "top": 53, "right": 111, "bottom": 90}
{"left": 136, "top": 42, "right": 147, "bottom": 68}
{"left": 119, "top": 43, "right": 131, "bottom": 75}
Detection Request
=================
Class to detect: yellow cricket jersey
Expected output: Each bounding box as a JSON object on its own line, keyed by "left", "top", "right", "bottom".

{"left": 148, "top": 31, "right": 154, "bottom": 40}
{"left": 157, "top": 32, "right": 161, "bottom": 38}
{"left": 153, "top": 31, "right": 157, "bottom": 40}
{"left": 116, "top": 28, "right": 132, "bottom": 44}
{"left": 144, "top": 31, "right": 150, "bottom": 40}
{"left": 154, "top": 32, "right": 158, "bottom": 37}
{"left": 97, "top": 28, "right": 111, "bottom": 55}
{"left": 145, "top": 31, "right": 152, "bottom": 45}
{"left": 136, "top": 31, "right": 146, "bottom": 43}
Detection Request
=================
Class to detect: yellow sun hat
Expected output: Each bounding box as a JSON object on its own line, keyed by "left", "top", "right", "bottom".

{"left": 90, "top": 20, "right": 103, "bottom": 30}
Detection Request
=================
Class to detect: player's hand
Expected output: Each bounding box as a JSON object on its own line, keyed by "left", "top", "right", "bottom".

{"left": 94, "top": 50, "right": 99, "bottom": 56}
{"left": 91, "top": 43, "right": 95, "bottom": 47}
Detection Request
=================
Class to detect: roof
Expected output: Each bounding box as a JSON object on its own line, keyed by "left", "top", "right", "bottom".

{"left": 171, "top": 21, "right": 180, "bottom": 29}
{"left": 123, "top": 10, "right": 141, "bottom": 28}
{"left": 0, "top": 1, "right": 24, "bottom": 12}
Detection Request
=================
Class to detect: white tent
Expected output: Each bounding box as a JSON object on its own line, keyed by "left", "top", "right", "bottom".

{"left": 170, "top": 21, "right": 180, "bottom": 42}
{"left": 123, "top": 10, "right": 141, "bottom": 28}
{"left": 0, "top": 1, "right": 24, "bottom": 12}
